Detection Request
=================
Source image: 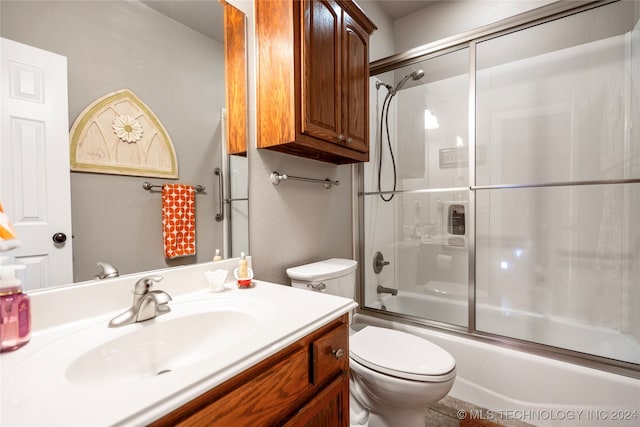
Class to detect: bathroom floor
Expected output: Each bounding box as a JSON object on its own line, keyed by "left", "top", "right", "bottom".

{"left": 426, "top": 396, "right": 535, "bottom": 427}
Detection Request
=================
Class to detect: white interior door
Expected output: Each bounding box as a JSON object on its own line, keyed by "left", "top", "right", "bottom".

{"left": 0, "top": 37, "right": 73, "bottom": 290}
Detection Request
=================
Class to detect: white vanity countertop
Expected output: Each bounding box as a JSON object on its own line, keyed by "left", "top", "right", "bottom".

{"left": 0, "top": 260, "right": 357, "bottom": 426}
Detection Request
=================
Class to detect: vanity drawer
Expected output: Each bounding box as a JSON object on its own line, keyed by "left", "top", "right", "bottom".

{"left": 311, "top": 321, "right": 348, "bottom": 386}
{"left": 160, "top": 345, "right": 310, "bottom": 427}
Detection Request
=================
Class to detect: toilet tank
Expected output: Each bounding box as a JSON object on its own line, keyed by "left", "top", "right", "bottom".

{"left": 286, "top": 258, "right": 357, "bottom": 299}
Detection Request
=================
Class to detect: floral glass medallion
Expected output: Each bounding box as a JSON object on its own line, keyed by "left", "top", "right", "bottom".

{"left": 112, "top": 115, "right": 143, "bottom": 143}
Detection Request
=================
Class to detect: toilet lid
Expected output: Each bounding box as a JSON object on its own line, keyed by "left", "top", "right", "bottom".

{"left": 286, "top": 258, "right": 357, "bottom": 282}
{"left": 350, "top": 326, "right": 455, "bottom": 382}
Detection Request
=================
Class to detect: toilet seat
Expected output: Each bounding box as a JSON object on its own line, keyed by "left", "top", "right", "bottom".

{"left": 350, "top": 326, "right": 456, "bottom": 382}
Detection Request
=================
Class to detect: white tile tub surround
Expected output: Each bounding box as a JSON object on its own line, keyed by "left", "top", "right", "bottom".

{"left": 1, "top": 258, "right": 358, "bottom": 426}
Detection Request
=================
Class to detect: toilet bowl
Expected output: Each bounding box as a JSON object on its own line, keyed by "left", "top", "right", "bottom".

{"left": 286, "top": 258, "right": 456, "bottom": 427}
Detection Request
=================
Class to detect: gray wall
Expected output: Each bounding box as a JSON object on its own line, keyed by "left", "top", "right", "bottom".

{"left": 392, "top": 0, "right": 555, "bottom": 52}
{"left": 248, "top": 151, "right": 354, "bottom": 285}
{"left": 359, "top": 1, "right": 395, "bottom": 62}
{"left": 1, "top": 1, "right": 226, "bottom": 281}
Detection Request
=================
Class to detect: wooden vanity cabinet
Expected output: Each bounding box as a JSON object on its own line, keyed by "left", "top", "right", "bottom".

{"left": 256, "top": 0, "right": 376, "bottom": 164}
{"left": 150, "top": 314, "right": 350, "bottom": 427}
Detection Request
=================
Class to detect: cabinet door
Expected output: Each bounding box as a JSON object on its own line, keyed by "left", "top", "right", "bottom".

{"left": 283, "top": 374, "right": 350, "bottom": 427}
{"left": 341, "top": 13, "right": 369, "bottom": 153}
{"left": 223, "top": 2, "right": 247, "bottom": 155}
{"left": 300, "top": 0, "right": 342, "bottom": 144}
{"left": 152, "top": 347, "right": 310, "bottom": 427}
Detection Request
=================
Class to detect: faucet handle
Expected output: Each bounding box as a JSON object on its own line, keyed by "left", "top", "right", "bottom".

{"left": 373, "top": 251, "right": 390, "bottom": 274}
{"left": 134, "top": 276, "right": 163, "bottom": 294}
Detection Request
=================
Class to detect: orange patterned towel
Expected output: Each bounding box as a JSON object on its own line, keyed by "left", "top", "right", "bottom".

{"left": 162, "top": 184, "right": 196, "bottom": 259}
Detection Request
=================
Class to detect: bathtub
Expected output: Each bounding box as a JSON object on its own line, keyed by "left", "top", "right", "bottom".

{"left": 354, "top": 291, "right": 640, "bottom": 426}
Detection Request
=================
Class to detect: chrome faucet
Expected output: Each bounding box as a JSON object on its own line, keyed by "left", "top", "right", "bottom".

{"left": 108, "top": 276, "right": 172, "bottom": 327}
{"left": 95, "top": 261, "right": 119, "bottom": 280}
{"left": 377, "top": 285, "right": 398, "bottom": 296}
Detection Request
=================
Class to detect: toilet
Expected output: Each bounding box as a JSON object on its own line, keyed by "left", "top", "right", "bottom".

{"left": 286, "top": 258, "right": 456, "bottom": 427}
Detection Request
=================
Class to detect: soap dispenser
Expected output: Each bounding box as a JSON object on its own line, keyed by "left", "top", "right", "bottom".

{"left": 238, "top": 252, "right": 248, "bottom": 278}
{"left": 0, "top": 258, "right": 30, "bottom": 352}
{"left": 235, "top": 252, "right": 253, "bottom": 288}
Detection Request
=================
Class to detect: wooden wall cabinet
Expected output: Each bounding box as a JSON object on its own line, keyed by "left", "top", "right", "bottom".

{"left": 222, "top": 1, "right": 248, "bottom": 156}
{"left": 256, "top": 0, "right": 376, "bottom": 164}
{"left": 150, "top": 315, "right": 350, "bottom": 427}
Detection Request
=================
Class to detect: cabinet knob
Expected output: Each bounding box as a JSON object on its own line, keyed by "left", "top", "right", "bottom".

{"left": 347, "top": 137, "right": 353, "bottom": 143}
{"left": 337, "top": 134, "right": 345, "bottom": 142}
{"left": 333, "top": 348, "right": 345, "bottom": 359}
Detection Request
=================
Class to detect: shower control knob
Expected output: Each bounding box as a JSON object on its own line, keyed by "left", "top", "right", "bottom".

{"left": 373, "top": 251, "right": 390, "bottom": 274}
{"left": 52, "top": 232, "right": 67, "bottom": 243}
{"left": 333, "top": 348, "right": 345, "bottom": 360}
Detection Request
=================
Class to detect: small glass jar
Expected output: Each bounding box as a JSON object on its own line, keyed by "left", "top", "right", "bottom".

{"left": 0, "top": 284, "right": 31, "bottom": 353}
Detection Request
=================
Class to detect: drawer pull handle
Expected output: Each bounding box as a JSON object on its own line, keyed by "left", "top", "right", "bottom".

{"left": 333, "top": 348, "right": 345, "bottom": 359}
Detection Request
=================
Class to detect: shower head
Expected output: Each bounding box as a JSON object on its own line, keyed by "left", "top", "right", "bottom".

{"left": 412, "top": 69, "right": 425, "bottom": 80}
{"left": 392, "top": 69, "right": 425, "bottom": 94}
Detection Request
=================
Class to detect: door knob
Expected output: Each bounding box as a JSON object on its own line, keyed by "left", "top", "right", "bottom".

{"left": 52, "top": 232, "right": 67, "bottom": 243}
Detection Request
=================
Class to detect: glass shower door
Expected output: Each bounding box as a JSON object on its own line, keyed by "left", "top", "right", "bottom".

{"left": 474, "top": 1, "right": 640, "bottom": 364}
{"left": 363, "top": 47, "right": 471, "bottom": 328}
{"left": 363, "top": 0, "right": 640, "bottom": 372}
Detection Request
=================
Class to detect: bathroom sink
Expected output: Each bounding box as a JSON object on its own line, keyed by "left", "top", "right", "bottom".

{"left": 1, "top": 275, "right": 360, "bottom": 427}
{"left": 63, "top": 298, "right": 272, "bottom": 386}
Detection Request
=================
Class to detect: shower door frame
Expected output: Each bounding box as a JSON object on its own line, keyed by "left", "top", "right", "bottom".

{"left": 355, "top": 0, "right": 640, "bottom": 379}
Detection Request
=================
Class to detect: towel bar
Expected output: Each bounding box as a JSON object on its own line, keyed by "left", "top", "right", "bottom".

{"left": 270, "top": 172, "right": 339, "bottom": 189}
{"left": 142, "top": 182, "right": 206, "bottom": 193}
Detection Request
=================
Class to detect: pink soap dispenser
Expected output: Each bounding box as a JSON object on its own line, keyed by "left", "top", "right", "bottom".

{"left": 0, "top": 259, "right": 30, "bottom": 353}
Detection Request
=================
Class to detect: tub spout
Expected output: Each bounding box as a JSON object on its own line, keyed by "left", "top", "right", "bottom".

{"left": 377, "top": 285, "right": 398, "bottom": 296}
